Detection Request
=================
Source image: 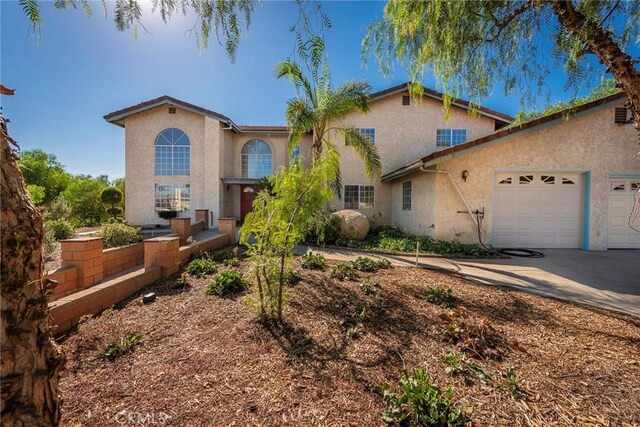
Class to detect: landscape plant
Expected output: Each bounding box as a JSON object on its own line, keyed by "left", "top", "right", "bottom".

{"left": 425, "top": 287, "right": 457, "bottom": 309}
{"left": 99, "top": 223, "right": 144, "bottom": 249}
{"left": 206, "top": 270, "right": 249, "bottom": 296}
{"left": 101, "top": 186, "right": 123, "bottom": 220}
{"left": 44, "top": 219, "right": 74, "bottom": 241}
{"left": 301, "top": 251, "right": 326, "bottom": 270}
{"left": 381, "top": 369, "right": 466, "bottom": 426}
{"left": 330, "top": 262, "right": 358, "bottom": 281}
{"left": 185, "top": 255, "right": 218, "bottom": 278}
{"left": 241, "top": 157, "right": 335, "bottom": 321}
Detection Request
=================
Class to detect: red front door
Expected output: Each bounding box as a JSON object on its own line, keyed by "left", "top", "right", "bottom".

{"left": 240, "top": 185, "right": 257, "bottom": 220}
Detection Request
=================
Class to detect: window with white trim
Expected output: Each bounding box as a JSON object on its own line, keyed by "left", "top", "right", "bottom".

{"left": 155, "top": 128, "right": 190, "bottom": 176}
{"left": 402, "top": 181, "right": 412, "bottom": 211}
{"left": 155, "top": 184, "right": 190, "bottom": 212}
{"left": 436, "top": 129, "right": 466, "bottom": 147}
{"left": 344, "top": 185, "right": 375, "bottom": 210}
{"left": 358, "top": 128, "right": 376, "bottom": 144}
{"left": 241, "top": 139, "right": 272, "bottom": 178}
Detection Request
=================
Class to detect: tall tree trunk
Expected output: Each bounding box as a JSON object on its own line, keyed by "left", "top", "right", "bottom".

{"left": 552, "top": 0, "right": 640, "bottom": 145}
{"left": 1, "top": 116, "right": 65, "bottom": 426}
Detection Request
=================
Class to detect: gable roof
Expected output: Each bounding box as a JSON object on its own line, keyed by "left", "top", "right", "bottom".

{"left": 370, "top": 82, "right": 514, "bottom": 124}
{"left": 104, "top": 95, "right": 236, "bottom": 128}
{"left": 381, "top": 91, "right": 627, "bottom": 183}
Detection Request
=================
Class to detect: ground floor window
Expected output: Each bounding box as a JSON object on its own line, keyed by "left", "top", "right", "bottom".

{"left": 344, "top": 185, "right": 375, "bottom": 210}
{"left": 155, "top": 184, "right": 190, "bottom": 212}
{"left": 402, "top": 181, "right": 412, "bottom": 211}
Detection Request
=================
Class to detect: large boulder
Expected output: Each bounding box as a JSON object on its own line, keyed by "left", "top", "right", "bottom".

{"left": 334, "top": 209, "right": 370, "bottom": 240}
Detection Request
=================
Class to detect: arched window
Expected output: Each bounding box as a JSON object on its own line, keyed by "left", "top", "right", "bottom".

{"left": 155, "top": 128, "right": 190, "bottom": 176}
{"left": 241, "top": 139, "right": 272, "bottom": 178}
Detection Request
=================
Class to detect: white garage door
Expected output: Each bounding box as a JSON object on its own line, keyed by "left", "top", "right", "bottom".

{"left": 607, "top": 178, "right": 640, "bottom": 249}
{"left": 493, "top": 172, "right": 583, "bottom": 248}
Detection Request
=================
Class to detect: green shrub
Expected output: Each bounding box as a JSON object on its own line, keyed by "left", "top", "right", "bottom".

{"left": 206, "top": 270, "right": 249, "bottom": 296}
{"left": 283, "top": 269, "right": 302, "bottom": 285}
{"left": 210, "top": 248, "right": 236, "bottom": 263}
{"left": 43, "top": 230, "right": 57, "bottom": 260}
{"left": 185, "top": 255, "right": 218, "bottom": 277}
{"left": 301, "top": 252, "right": 325, "bottom": 270}
{"left": 381, "top": 369, "right": 466, "bottom": 426}
{"left": 44, "top": 219, "right": 74, "bottom": 240}
{"left": 503, "top": 368, "right": 524, "bottom": 400}
{"left": 330, "top": 262, "right": 358, "bottom": 281}
{"left": 158, "top": 210, "right": 178, "bottom": 220}
{"left": 425, "top": 287, "right": 456, "bottom": 309}
{"left": 44, "top": 198, "right": 72, "bottom": 221}
{"left": 304, "top": 210, "right": 341, "bottom": 245}
{"left": 353, "top": 256, "right": 392, "bottom": 272}
{"left": 223, "top": 257, "right": 241, "bottom": 267}
{"left": 97, "top": 333, "right": 143, "bottom": 361}
{"left": 99, "top": 223, "right": 143, "bottom": 249}
{"left": 359, "top": 277, "right": 379, "bottom": 295}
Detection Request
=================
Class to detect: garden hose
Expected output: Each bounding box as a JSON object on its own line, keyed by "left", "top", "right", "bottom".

{"left": 475, "top": 211, "right": 545, "bottom": 258}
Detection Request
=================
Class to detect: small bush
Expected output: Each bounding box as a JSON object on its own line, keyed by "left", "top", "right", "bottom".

{"left": 223, "top": 257, "right": 241, "bottom": 267}
{"left": 44, "top": 198, "right": 72, "bottom": 221}
{"left": 206, "top": 270, "right": 249, "bottom": 296}
{"left": 303, "top": 210, "right": 341, "bottom": 245}
{"left": 44, "top": 219, "right": 75, "bottom": 240}
{"left": 381, "top": 369, "right": 466, "bottom": 426}
{"left": 425, "top": 287, "right": 456, "bottom": 309}
{"left": 158, "top": 210, "right": 178, "bottom": 220}
{"left": 97, "top": 333, "right": 143, "bottom": 361}
{"left": 100, "top": 223, "right": 143, "bottom": 249}
{"left": 359, "top": 277, "right": 379, "bottom": 295}
{"left": 43, "top": 230, "right": 57, "bottom": 260}
{"left": 283, "top": 269, "right": 302, "bottom": 285}
{"left": 185, "top": 255, "right": 218, "bottom": 277}
{"left": 443, "top": 353, "right": 491, "bottom": 385}
{"left": 210, "top": 248, "right": 236, "bottom": 263}
{"left": 301, "top": 252, "right": 326, "bottom": 270}
{"left": 353, "top": 256, "right": 392, "bottom": 272}
{"left": 330, "top": 262, "right": 358, "bottom": 281}
{"left": 440, "top": 307, "right": 506, "bottom": 360}
{"left": 503, "top": 368, "right": 524, "bottom": 400}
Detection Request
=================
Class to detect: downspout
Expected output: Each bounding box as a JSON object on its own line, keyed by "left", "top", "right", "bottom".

{"left": 419, "top": 164, "right": 479, "bottom": 227}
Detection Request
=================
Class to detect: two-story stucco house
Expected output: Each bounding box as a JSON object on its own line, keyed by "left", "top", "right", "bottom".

{"left": 104, "top": 83, "right": 640, "bottom": 250}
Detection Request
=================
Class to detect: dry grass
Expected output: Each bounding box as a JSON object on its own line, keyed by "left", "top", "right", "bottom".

{"left": 58, "top": 254, "right": 640, "bottom": 426}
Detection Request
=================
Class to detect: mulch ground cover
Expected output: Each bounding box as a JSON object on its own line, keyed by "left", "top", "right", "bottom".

{"left": 58, "top": 251, "right": 640, "bottom": 426}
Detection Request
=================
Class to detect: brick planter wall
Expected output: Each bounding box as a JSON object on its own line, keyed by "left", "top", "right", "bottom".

{"left": 103, "top": 242, "right": 144, "bottom": 277}
{"left": 60, "top": 237, "right": 104, "bottom": 288}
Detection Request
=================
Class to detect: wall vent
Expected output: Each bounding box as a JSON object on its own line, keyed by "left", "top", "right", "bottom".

{"left": 402, "top": 95, "right": 410, "bottom": 106}
{"left": 169, "top": 107, "right": 176, "bottom": 114}
{"left": 614, "top": 107, "right": 628, "bottom": 124}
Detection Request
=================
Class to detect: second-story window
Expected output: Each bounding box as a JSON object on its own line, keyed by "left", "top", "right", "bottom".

{"left": 155, "top": 128, "right": 190, "bottom": 176}
{"left": 436, "top": 129, "right": 466, "bottom": 147}
{"left": 358, "top": 128, "right": 376, "bottom": 144}
{"left": 241, "top": 139, "right": 272, "bottom": 178}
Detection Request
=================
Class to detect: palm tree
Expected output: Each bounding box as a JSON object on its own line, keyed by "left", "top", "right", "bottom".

{"left": 276, "top": 56, "right": 381, "bottom": 196}
{"left": 1, "top": 99, "right": 65, "bottom": 426}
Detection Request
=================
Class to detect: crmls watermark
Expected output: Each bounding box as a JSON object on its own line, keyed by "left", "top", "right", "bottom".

{"left": 113, "top": 410, "right": 170, "bottom": 425}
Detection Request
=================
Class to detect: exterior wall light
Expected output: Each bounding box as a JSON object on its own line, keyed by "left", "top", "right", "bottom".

{"left": 461, "top": 170, "right": 469, "bottom": 182}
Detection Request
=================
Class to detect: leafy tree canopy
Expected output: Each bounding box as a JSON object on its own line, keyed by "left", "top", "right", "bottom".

{"left": 364, "top": 0, "right": 640, "bottom": 126}
{"left": 61, "top": 175, "right": 109, "bottom": 226}
{"left": 18, "top": 148, "right": 71, "bottom": 204}
{"left": 511, "top": 78, "right": 620, "bottom": 126}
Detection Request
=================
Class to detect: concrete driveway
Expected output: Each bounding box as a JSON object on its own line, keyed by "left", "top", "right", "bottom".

{"left": 297, "top": 246, "right": 640, "bottom": 317}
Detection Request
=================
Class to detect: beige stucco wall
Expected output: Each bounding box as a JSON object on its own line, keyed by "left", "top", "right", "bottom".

{"left": 124, "top": 104, "right": 314, "bottom": 224}
{"left": 328, "top": 91, "right": 498, "bottom": 224}
{"left": 391, "top": 101, "right": 639, "bottom": 250}
{"left": 124, "top": 106, "right": 207, "bottom": 225}
{"left": 389, "top": 173, "right": 437, "bottom": 236}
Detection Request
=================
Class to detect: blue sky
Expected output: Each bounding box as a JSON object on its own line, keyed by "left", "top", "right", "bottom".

{"left": 0, "top": 0, "right": 629, "bottom": 178}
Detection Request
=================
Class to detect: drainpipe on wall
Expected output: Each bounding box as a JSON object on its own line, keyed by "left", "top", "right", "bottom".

{"left": 418, "top": 164, "right": 479, "bottom": 227}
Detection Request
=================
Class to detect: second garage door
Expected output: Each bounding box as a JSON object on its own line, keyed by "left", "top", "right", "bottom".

{"left": 607, "top": 177, "right": 640, "bottom": 249}
{"left": 493, "top": 172, "right": 584, "bottom": 248}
